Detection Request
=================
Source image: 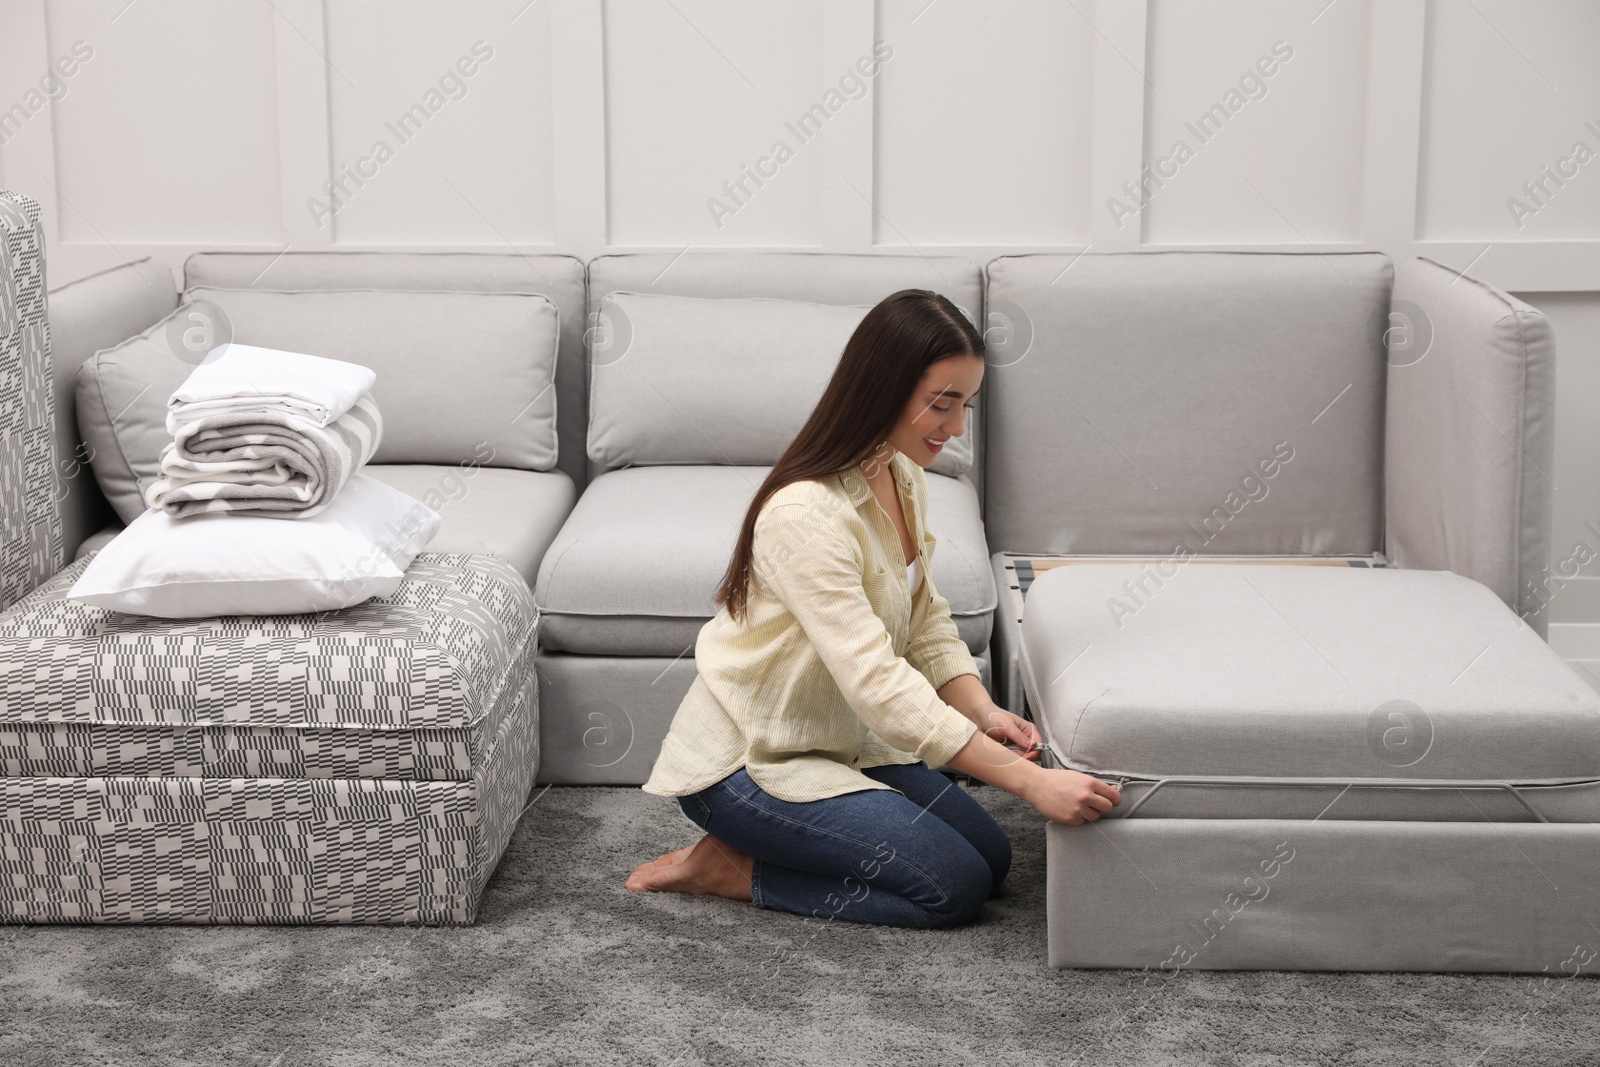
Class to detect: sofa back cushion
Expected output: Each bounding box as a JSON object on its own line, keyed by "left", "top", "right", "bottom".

{"left": 587, "top": 291, "right": 868, "bottom": 467}
{"left": 984, "top": 251, "right": 1392, "bottom": 555}
{"left": 77, "top": 287, "right": 559, "bottom": 524}
{"left": 183, "top": 251, "right": 588, "bottom": 492}
{"left": 586, "top": 252, "right": 983, "bottom": 486}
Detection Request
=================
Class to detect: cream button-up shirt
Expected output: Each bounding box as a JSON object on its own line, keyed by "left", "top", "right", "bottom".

{"left": 641, "top": 450, "right": 982, "bottom": 804}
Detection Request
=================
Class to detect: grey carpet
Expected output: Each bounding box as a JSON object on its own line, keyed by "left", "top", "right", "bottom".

{"left": 0, "top": 782, "right": 1595, "bottom": 1067}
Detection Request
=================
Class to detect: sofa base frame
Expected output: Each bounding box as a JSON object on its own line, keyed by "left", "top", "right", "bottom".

{"left": 1046, "top": 815, "right": 1600, "bottom": 973}
{"left": 0, "top": 669, "right": 539, "bottom": 926}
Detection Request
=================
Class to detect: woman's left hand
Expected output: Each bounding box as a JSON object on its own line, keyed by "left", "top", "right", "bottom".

{"left": 975, "top": 704, "right": 1042, "bottom": 761}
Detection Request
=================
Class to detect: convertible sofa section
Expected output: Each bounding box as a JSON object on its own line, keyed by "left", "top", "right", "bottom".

{"left": 984, "top": 250, "right": 1599, "bottom": 972}
{"left": 983, "top": 249, "right": 1562, "bottom": 715}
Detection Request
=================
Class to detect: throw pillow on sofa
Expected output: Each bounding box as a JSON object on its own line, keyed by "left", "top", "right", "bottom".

{"left": 68, "top": 473, "right": 441, "bottom": 618}
{"left": 586, "top": 290, "right": 976, "bottom": 476}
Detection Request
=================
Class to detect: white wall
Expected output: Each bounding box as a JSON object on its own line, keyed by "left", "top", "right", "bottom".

{"left": 2, "top": 0, "right": 1598, "bottom": 611}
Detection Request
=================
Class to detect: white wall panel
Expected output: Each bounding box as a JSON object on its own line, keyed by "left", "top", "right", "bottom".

{"left": 324, "top": 0, "right": 556, "bottom": 244}
{"left": 603, "top": 0, "right": 827, "bottom": 246}
{"left": 1516, "top": 292, "right": 1600, "bottom": 628}
{"left": 873, "top": 0, "right": 1094, "bottom": 246}
{"left": 1141, "top": 0, "right": 1370, "bottom": 245}
{"left": 10, "top": 0, "right": 1597, "bottom": 283}
{"left": 1416, "top": 0, "right": 1600, "bottom": 241}
{"left": 44, "top": 0, "right": 282, "bottom": 244}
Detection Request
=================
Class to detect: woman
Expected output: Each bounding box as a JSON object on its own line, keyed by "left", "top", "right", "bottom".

{"left": 626, "top": 288, "right": 1121, "bottom": 928}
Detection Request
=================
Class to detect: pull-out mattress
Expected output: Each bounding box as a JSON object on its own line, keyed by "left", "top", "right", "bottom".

{"left": 1019, "top": 563, "right": 1600, "bottom": 822}
{"left": 1023, "top": 562, "right": 1600, "bottom": 972}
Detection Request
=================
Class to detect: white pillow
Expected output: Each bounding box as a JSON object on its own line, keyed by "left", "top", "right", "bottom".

{"left": 69, "top": 474, "right": 441, "bottom": 618}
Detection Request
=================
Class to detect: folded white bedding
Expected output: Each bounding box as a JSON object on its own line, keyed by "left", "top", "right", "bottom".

{"left": 166, "top": 342, "right": 377, "bottom": 434}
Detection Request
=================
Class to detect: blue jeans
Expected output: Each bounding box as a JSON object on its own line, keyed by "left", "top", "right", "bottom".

{"left": 677, "top": 761, "right": 1012, "bottom": 929}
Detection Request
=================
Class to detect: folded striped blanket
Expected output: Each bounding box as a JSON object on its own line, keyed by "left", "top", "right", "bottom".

{"left": 144, "top": 394, "right": 383, "bottom": 519}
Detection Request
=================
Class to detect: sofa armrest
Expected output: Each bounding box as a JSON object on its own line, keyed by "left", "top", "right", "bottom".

{"left": 1383, "top": 256, "right": 1556, "bottom": 638}
{"left": 48, "top": 259, "right": 177, "bottom": 561}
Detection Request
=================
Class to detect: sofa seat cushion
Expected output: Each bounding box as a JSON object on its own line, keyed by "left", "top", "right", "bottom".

{"left": 1020, "top": 563, "right": 1600, "bottom": 784}
{"left": 360, "top": 464, "right": 574, "bottom": 587}
{"left": 72, "top": 524, "right": 119, "bottom": 560}
{"left": 0, "top": 552, "right": 537, "bottom": 782}
{"left": 535, "top": 464, "right": 995, "bottom": 656}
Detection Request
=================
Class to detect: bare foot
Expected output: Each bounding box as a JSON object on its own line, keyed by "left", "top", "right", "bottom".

{"left": 626, "top": 842, "right": 695, "bottom": 882}
{"left": 625, "top": 833, "right": 754, "bottom": 902}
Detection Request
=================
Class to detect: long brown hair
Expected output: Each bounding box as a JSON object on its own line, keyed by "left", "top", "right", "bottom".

{"left": 713, "top": 288, "right": 984, "bottom": 623}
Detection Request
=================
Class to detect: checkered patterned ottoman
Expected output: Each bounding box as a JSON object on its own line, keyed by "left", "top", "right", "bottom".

{"left": 0, "top": 551, "right": 539, "bottom": 924}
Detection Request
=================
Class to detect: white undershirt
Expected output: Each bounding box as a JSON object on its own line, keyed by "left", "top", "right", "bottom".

{"left": 905, "top": 557, "right": 921, "bottom": 596}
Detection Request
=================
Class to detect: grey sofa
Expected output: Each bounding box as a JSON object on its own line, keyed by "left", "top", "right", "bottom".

{"left": 989, "top": 251, "right": 1599, "bottom": 972}
{"left": 11, "top": 217, "right": 1595, "bottom": 966}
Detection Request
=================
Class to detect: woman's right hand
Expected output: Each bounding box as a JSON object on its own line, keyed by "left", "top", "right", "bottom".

{"left": 1022, "top": 768, "right": 1122, "bottom": 825}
